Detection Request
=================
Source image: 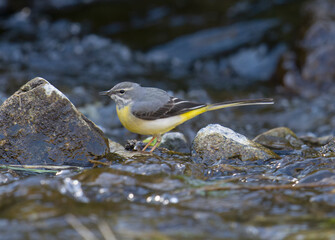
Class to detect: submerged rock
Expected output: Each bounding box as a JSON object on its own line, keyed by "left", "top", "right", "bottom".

{"left": 253, "top": 127, "right": 304, "bottom": 150}
{"left": 0, "top": 77, "right": 109, "bottom": 166}
{"left": 191, "top": 124, "right": 279, "bottom": 165}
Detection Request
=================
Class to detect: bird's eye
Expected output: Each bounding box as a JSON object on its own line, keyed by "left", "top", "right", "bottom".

{"left": 119, "top": 90, "right": 125, "bottom": 94}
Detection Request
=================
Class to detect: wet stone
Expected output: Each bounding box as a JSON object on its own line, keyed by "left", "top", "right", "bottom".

{"left": 0, "top": 77, "right": 110, "bottom": 166}
{"left": 253, "top": 127, "right": 304, "bottom": 150}
{"left": 191, "top": 124, "right": 279, "bottom": 165}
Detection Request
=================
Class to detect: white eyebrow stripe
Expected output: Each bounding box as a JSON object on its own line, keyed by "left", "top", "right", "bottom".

{"left": 116, "top": 87, "right": 133, "bottom": 91}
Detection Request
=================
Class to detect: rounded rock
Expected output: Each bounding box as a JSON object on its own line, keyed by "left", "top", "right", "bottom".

{"left": 253, "top": 127, "right": 304, "bottom": 150}
{"left": 191, "top": 124, "right": 279, "bottom": 165}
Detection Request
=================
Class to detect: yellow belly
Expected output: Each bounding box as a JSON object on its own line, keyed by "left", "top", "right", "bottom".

{"left": 116, "top": 105, "right": 207, "bottom": 136}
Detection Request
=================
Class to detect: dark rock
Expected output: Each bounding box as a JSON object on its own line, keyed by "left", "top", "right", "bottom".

{"left": 160, "top": 132, "right": 189, "bottom": 153}
{"left": 0, "top": 77, "right": 109, "bottom": 166}
{"left": 147, "top": 19, "right": 279, "bottom": 65}
{"left": 191, "top": 124, "right": 279, "bottom": 165}
{"left": 253, "top": 127, "right": 304, "bottom": 150}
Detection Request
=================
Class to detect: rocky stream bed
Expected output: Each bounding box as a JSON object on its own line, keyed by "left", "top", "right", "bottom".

{"left": 1, "top": 0, "right": 335, "bottom": 239}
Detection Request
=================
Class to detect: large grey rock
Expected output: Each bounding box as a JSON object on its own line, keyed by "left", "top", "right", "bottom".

{"left": 191, "top": 124, "right": 279, "bottom": 165}
{"left": 0, "top": 77, "right": 109, "bottom": 166}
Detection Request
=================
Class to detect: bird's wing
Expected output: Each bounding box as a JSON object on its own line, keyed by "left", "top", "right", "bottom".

{"left": 132, "top": 97, "right": 206, "bottom": 120}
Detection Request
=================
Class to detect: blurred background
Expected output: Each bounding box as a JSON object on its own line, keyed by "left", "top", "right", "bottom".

{"left": 1, "top": 0, "right": 334, "bottom": 143}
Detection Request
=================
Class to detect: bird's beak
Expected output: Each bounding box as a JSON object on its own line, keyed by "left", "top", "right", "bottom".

{"left": 99, "top": 90, "right": 112, "bottom": 96}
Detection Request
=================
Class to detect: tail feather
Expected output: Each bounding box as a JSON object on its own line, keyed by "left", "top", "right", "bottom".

{"left": 207, "top": 98, "right": 274, "bottom": 111}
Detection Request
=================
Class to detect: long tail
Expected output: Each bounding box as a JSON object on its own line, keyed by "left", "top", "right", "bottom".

{"left": 207, "top": 98, "right": 274, "bottom": 111}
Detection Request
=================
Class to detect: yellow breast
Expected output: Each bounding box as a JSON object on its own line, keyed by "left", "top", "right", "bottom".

{"left": 116, "top": 105, "right": 207, "bottom": 136}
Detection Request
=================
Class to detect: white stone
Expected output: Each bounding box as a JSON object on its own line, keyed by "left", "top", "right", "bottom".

{"left": 197, "top": 124, "right": 250, "bottom": 145}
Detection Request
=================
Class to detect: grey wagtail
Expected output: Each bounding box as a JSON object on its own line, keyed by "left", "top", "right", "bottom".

{"left": 100, "top": 82, "right": 274, "bottom": 152}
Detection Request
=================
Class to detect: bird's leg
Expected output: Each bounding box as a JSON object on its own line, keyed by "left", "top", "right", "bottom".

{"left": 142, "top": 136, "right": 156, "bottom": 152}
{"left": 149, "top": 135, "right": 161, "bottom": 153}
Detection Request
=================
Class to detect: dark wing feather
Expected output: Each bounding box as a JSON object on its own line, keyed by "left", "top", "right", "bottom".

{"left": 133, "top": 97, "right": 206, "bottom": 120}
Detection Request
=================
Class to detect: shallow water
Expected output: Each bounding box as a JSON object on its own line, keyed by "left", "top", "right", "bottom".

{"left": 1, "top": 149, "right": 335, "bottom": 239}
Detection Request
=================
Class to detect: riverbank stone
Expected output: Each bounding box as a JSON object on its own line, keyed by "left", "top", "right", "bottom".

{"left": 0, "top": 77, "right": 109, "bottom": 166}
{"left": 191, "top": 124, "right": 279, "bottom": 165}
